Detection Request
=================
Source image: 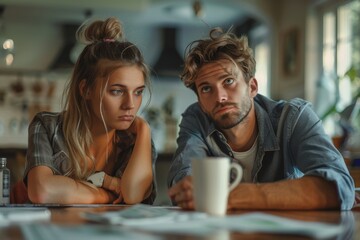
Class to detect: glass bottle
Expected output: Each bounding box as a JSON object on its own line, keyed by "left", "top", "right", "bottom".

{"left": 0, "top": 158, "right": 10, "bottom": 204}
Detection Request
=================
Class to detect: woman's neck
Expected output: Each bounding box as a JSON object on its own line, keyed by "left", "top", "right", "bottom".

{"left": 90, "top": 130, "right": 116, "bottom": 171}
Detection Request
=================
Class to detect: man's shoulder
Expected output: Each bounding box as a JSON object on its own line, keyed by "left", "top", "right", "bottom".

{"left": 182, "top": 102, "right": 207, "bottom": 118}
{"left": 183, "top": 102, "right": 202, "bottom": 113}
{"left": 181, "top": 102, "right": 214, "bottom": 132}
{"left": 286, "top": 97, "right": 311, "bottom": 109}
{"left": 255, "top": 95, "right": 311, "bottom": 113}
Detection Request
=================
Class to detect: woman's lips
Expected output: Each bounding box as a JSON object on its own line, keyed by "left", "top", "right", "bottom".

{"left": 118, "top": 115, "right": 134, "bottom": 121}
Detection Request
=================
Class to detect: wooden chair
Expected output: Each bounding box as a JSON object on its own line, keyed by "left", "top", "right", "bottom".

{"left": 10, "top": 180, "right": 30, "bottom": 204}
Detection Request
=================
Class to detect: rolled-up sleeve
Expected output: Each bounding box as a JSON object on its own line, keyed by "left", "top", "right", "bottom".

{"left": 24, "top": 113, "right": 60, "bottom": 183}
{"left": 167, "top": 107, "right": 210, "bottom": 188}
{"left": 290, "top": 104, "right": 355, "bottom": 210}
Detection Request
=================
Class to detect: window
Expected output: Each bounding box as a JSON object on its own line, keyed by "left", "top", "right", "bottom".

{"left": 254, "top": 42, "right": 270, "bottom": 96}
{"left": 251, "top": 25, "right": 270, "bottom": 97}
{"left": 318, "top": 0, "right": 360, "bottom": 135}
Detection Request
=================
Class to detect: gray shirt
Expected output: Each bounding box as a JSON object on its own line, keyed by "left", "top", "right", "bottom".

{"left": 25, "top": 112, "right": 157, "bottom": 204}
{"left": 167, "top": 94, "right": 354, "bottom": 210}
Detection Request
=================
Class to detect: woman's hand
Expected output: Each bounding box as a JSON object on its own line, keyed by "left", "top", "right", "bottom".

{"left": 127, "top": 116, "right": 150, "bottom": 135}
{"left": 103, "top": 173, "right": 123, "bottom": 204}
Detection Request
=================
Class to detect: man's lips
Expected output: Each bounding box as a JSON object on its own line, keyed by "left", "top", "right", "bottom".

{"left": 213, "top": 106, "right": 235, "bottom": 115}
{"left": 118, "top": 115, "right": 134, "bottom": 121}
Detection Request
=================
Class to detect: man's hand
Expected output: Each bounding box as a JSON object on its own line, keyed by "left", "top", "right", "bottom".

{"left": 168, "top": 176, "right": 194, "bottom": 209}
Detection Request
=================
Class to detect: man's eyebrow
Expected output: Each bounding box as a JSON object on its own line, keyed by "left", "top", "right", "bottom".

{"left": 218, "top": 73, "right": 233, "bottom": 79}
{"left": 197, "top": 73, "right": 233, "bottom": 86}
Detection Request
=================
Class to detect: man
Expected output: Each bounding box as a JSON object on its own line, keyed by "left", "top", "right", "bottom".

{"left": 167, "top": 28, "right": 354, "bottom": 210}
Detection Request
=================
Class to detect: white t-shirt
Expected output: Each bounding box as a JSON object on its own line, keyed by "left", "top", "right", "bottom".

{"left": 232, "top": 136, "right": 258, "bottom": 182}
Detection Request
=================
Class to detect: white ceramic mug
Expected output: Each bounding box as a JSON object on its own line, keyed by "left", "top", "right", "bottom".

{"left": 191, "top": 157, "right": 243, "bottom": 216}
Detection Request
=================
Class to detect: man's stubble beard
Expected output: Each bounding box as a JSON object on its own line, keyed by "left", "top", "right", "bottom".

{"left": 213, "top": 98, "right": 252, "bottom": 130}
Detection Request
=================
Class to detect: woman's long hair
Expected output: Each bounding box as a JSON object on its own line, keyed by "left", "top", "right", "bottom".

{"left": 62, "top": 17, "right": 151, "bottom": 179}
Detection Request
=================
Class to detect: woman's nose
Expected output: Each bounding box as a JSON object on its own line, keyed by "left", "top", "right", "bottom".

{"left": 121, "top": 94, "right": 135, "bottom": 109}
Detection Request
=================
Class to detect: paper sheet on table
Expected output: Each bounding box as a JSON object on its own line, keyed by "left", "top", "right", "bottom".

{"left": 0, "top": 207, "right": 51, "bottom": 226}
{"left": 82, "top": 203, "right": 207, "bottom": 226}
{"left": 213, "top": 212, "right": 345, "bottom": 239}
{"left": 82, "top": 204, "right": 345, "bottom": 239}
{"left": 20, "top": 224, "right": 160, "bottom": 240}
{"left": 132, "top": 212, "right": 344, "bottom": 239}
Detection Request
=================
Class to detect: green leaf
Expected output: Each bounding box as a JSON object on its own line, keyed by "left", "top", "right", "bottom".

{"left": 320, "top": 104, "right": 338, "bottom": 120}
{"left": 344, "top": 66, "right": 359, "bottom": 83}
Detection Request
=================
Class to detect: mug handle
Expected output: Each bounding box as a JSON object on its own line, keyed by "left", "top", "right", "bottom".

{"left": 228, "top": 163, "right": 243, "bottom": 192}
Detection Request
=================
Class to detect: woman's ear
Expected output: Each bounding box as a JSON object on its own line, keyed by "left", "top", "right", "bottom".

{"left": 79, "top": 79, "right": 90, "bottom": 99}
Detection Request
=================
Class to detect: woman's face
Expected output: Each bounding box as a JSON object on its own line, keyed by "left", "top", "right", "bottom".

{"left": 88, "top": 65, "right": 145, "bottom": 132}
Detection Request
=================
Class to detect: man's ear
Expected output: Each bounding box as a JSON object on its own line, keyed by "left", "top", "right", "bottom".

{"left": 79, "top": 79, "right": 90, "bottom": 99}
{"left": 249, "top": 77, "right": 258, "bottom": 97}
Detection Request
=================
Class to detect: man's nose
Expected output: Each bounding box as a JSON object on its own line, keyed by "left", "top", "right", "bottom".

{"left": 215, "top": 87, "right": 228, "bottom": 103}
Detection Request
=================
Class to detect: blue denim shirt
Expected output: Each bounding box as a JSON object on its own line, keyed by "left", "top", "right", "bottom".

{"left": 167, "top": 94, "right": 355, "bottom": 210}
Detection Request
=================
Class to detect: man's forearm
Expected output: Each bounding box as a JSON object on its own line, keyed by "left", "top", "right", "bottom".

{"left": 228, "top": 176, "right": 340, "bottom": 210}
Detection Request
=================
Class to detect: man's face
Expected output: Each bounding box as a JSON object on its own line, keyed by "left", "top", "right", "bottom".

{"left": 194, "top": 60, "right": 258, "bottom": 129}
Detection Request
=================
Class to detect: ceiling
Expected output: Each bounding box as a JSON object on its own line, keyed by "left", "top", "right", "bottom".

{"left": 0, "top": 0, "right": 254, "bottom": 75}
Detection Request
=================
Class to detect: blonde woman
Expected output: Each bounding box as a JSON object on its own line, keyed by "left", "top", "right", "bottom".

{"left": 24, "top": 17, "right": 156, "bottom": 204}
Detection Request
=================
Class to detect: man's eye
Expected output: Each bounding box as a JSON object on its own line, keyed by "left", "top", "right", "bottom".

{"left": 224, "top": 78, "right": 234, "bottom": 85}
{"left": 135, "top": 89, "right": 144, "bottom": 96}
{"left": 201, "top": 86, "right": 211, "bottom": 93}
{"left": 110, "top": 89, "right": 124, "bottom": 95}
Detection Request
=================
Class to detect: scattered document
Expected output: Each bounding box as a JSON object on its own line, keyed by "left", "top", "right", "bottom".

{"left": 21, "top": 224, "right": 160, "bottom": 240}
{"left": 83, "top": 204, "right": 206, "bottom": 226}
{"left": 82, "top": 204, "right": 346, "bottom": 239}
{"left": 0, "top": 207, "right": 51, "bottom": 226}
{"left": 214, "top": 212, "right": 345, "bottom": 239}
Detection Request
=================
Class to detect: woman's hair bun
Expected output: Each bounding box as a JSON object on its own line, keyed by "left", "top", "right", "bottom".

{"left": 76, "top": 17, "right": 124, "bottom": 44}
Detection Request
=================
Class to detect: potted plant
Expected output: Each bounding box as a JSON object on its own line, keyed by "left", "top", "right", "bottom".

{"left": 321, "top": 66, "right": 360, "bottom": 153}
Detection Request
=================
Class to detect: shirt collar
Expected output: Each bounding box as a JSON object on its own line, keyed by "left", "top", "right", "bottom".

{"left": 206, "top": 99, "right": 280, "bottom": 152}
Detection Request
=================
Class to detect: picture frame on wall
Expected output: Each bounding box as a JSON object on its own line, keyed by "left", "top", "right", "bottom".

{"left": 281, "top": 28, "right": 299, "bottom": 77}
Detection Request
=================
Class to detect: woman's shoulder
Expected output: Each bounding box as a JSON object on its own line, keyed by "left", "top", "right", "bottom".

{"left": 32, "top": 111, "right": 63, "bottom": 123}
{"left": 29, "top": 111, "right": 64, "bottom": 132}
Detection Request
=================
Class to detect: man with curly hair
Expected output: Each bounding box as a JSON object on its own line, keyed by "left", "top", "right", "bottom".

{"left": 167, "top": 28, "right": 354, "bottom": 211}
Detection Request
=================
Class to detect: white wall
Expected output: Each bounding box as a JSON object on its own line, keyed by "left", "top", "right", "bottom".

{"left": 0, "top": 73, "right": 67, "bottom": 147}
{"left": 0, "top": 0, "right": 318, "bottom": 148}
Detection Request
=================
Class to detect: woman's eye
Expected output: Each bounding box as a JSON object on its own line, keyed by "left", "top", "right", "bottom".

{"left": 110, "top": 89, "right": 124, "bottom": 96}
{"left": 200, "top": 86, "right": 211, "bottom": 93}
{"left": 224, "top": 78, "right": 234, "bottom": 85}
{"left": 135, "top": 89, "right": 144, "bottom": 96}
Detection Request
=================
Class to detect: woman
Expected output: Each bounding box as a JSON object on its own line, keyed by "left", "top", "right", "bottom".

{"left": 24, "top": 17, "right": 156, "bottom": 204}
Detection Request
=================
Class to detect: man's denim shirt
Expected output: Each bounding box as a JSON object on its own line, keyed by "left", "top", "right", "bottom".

{"left": 167, "top": 94, "right": 355, "bottom": 210}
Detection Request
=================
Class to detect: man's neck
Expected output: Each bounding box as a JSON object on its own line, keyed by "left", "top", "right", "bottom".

{"left": 221, "top": 107, "right": 258, "bottom": 152}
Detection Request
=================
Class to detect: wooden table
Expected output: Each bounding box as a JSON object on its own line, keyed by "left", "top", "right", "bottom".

{"left": 0, "top": 205, "right": 358, "bottom": 239}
